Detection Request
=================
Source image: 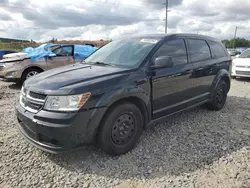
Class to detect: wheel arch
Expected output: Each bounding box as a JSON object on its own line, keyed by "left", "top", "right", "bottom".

{"left": 21, "top": 66, "right": 44, "bottom": 84}
{"left": 94, "top": 95, "right": 151, "bottom": 143}
{"left": 211, "top": 70, "right": 231, "bottom": 98}
{"left": 22, "top": 66, "right": 44, "bottom": 75}
{"left": 106, "top": 96, "right": 150, "bottom": 128}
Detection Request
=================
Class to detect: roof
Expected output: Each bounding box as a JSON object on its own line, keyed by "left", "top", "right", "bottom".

{"left": 122, "top": 33, "right": 220, "bottom": 42}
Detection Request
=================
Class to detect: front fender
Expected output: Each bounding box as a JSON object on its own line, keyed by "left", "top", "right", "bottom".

{"left": 96, "top": 86, "right": 150, "bottom": 108}
{"left": 95, "top": 82, "right": 151, "bottom": 125}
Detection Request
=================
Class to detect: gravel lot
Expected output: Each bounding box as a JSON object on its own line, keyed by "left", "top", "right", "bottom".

{"left": 0, "top": 78, "right": 250, "bottom": 188}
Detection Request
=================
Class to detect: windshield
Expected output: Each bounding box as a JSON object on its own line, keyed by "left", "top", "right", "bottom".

{"left": 239, "top": 50, "right": 250, "bottom": 58}
{"left": 85, "top": 38, "right": 158, "bottom": 68}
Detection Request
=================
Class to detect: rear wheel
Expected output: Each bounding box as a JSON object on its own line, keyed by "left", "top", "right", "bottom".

{"left": 206, "top": 80, "right": 228, "bottom": 111}
{"left": 21, "top": 68, "right": 42, "bottom": 84}
{"left": 97, "top": 102, "right": 143, "bottom": 156}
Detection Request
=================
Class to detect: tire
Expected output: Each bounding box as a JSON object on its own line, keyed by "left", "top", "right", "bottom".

{"left": 21, "top": 68, "right": 42, "bottom": 84}
{"left": 206, "top": 80, "right": 228, "bottom": 111}
{"left": 97, "top": 102, "right": 143, "bottom": 156}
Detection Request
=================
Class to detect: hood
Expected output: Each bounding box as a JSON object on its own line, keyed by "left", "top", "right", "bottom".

{"left": 0, "top": 52, "right": 28, "bottom": 63}
{"left": 24, "top": 63, "right": 130, "bottom": 95}
{"left": 233, "top": 58, "right": 250, "bottom": 66}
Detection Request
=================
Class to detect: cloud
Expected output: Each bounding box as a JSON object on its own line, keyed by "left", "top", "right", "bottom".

{"left": 0, "top": 0, "right": 250, "bottom": 41}
{"left": 0, "top": 11, "right": 12, "bottom": 20}
{"left": 141, "top": 0, "right": 183, "bottom": 9}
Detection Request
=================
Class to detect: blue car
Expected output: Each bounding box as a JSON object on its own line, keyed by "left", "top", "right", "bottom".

{"left": 0, "top": 50, "right": 17, "bottom": 60}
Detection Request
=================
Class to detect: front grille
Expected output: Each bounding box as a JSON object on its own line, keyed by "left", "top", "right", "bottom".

{"left": 0, "top": 66, "right": 4, "bottom": 71}
{"left": 236, "top": 71, "right": 250, "bottom": 75}
{"left": 26, "top": 100, "right": 43, "bottom": 110}
{"left": 20, "top": 88, "right": 46, "bottom": 113}
{"left": 29, "top": 91, "right": 47, "bottom": 100}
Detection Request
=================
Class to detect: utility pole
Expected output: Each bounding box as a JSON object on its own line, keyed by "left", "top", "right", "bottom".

{"left": 233, "top": 26, "right": 238, "bottom": 49}
{"left": 165, "top": 0, "right": 168, "bottom": 34}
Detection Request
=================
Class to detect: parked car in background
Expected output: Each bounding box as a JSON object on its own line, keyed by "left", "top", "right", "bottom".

{"left": 231, "top": 48, "right": 250, "bottom": 78}
{"left": 0, "top": 44, "right": 96, "bottom": 84}
{"left": 0, "top": 50, "right": 17, "bottom": 60}
{"left": 227, "top": 48, "right": 238, "bottom": 56}
{"left": 16, "top": 34, "right": 231, "bottom": 156}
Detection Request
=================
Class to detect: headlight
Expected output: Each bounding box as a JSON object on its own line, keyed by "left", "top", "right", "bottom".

{"left": 44, "top": 92, "right": 91, "bottom": 111}
{"left": 232, "top": 61, "right": 235, "bottom": 67}
{"left": 4, "top": 62, "right": 19, "bottom": 67}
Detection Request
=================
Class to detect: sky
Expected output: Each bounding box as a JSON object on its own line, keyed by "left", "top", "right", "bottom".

{"left": 0, "top": 0, "right": 249, "bottom": 42}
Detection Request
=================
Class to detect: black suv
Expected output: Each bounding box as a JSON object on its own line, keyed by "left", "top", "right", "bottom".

{"left": 16, "top": 34, "right": 231, "bottom": 156}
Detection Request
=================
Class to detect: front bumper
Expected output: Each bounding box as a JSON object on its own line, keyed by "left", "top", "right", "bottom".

{"left": 231, "top": 67, "right": 250, "bottom": 78}
{"left": 16, "top": 103, "right": 107, "bottom": 153}
{"left": 0, "top": 63, "right": 23, "bottom": 81}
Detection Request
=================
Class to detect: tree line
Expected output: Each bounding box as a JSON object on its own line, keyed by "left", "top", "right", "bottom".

{"left": 1, "top": 37, "right": 250, "bottom": 51}
{"left": 222, "top": 38, "right": 250, "bottom": 48}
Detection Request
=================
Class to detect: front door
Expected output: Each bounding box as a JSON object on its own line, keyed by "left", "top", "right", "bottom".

{"left": 47, "top": 45, "right": 74, "bottom": 70}
{"left": 151, "top": 38, "right": 194, "bottom": 119}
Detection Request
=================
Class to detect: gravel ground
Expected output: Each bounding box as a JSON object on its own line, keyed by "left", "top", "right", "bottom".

{"left": 0, "top": 78, "right": 250, "bottom": 188}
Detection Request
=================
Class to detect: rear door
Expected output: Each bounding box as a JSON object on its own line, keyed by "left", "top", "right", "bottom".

{"left": 187, "top": 39, "right": 229, "bottom": 98}
{"left": 47, "top": 45, "right": 74, "bottom": 69}
{"left": 151, "top": 37, "right": 194, "bottom": 119}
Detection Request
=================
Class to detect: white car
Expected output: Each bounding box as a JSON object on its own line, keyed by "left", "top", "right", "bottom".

{"left": 231, "top": 49, "right": 250, "bottom": 78}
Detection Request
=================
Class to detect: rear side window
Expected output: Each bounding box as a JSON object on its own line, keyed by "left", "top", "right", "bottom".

{"left": 188, "top": 39, "right": 211, "bottom": 62}
{"left": 153, "top": 39, "right": 187, "bottom": 65}
{"left": 208, "top": 41, "right": 227, "bottom": 58}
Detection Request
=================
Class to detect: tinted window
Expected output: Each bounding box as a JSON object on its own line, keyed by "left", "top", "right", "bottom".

{"left": 53, "top": 46, "right": 73, "bottom": 56}
{"left": 153, "top": 39, "right": 187, "bottom": 65}
{"left": 188, "top": 39, "right": 211, "bottom": 62}
{"left": 208, "top": 41, "right": 227, "bottom": 58}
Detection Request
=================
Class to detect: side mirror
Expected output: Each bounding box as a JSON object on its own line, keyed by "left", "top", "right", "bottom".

{"left": 236, "top": 54, "right": 240, "bottom": 58}
{"left": 151, "top": 56, "right": 174, "bottom": 69}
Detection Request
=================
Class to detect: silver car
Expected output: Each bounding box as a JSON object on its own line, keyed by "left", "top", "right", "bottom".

{"left": 0, "top": 45, "right": 75, "bottom": 84}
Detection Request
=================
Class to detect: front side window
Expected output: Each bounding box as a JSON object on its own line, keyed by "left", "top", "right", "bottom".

{"left": 188, "top": 39, "right": 211, "bottom": 62}
{"left": 153, "top": 39, "right": 188, "bottom": 65}
{"left": 239, "top": 49, "right": 250, "bottom": 58}
{"left": 85, "top": 38, "right": 157, "bottom": 68}
{"left": 52, "top": 46, "right": 73, "bottom": 56}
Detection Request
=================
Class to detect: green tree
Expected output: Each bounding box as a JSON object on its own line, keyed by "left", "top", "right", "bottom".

{"left": 222, "top": 38, "right": 250, "bottom": 48}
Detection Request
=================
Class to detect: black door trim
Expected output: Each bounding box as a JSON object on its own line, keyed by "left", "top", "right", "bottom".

{"left": 153, "top": 92, "right": 210, "bottom": 115}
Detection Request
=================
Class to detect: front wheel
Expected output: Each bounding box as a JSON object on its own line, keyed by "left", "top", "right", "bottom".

{"left": 206, "top": 80, "right": 228, "bottom": 111}
{"left": 21, "top": 68, "right": 42, "bottom": 84}
{"left": 97, "top": 102, "right": 143, "bottom": 156}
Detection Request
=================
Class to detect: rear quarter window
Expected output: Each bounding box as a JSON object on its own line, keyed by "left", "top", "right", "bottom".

{"left": 187, "top": 39, "right": 211, "bottom": 62}
{"left": 208, "top": 41, "right": 227, "bottom": 58}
